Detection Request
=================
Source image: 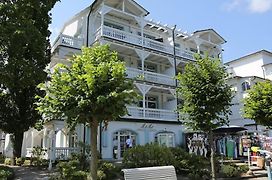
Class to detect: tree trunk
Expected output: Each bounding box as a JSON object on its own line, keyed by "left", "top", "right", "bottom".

{"left": 13, "top": 132, "right": 24, "bottom": 157}
{"left": 208, "top": 132, "right": 216, "bottom": 180}
{"left": 89, "top": 119, "right": 98, "bottom": 180}
{"left": 11, "top": 132, "right": 24, "bottom": 165}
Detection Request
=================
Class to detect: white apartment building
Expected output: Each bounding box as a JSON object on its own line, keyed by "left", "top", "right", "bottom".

{"left": 3, "top": 0, "right": 225, "bottom": 160}
{"left": 225, "top": 50, "right": 272, "bottom": 134}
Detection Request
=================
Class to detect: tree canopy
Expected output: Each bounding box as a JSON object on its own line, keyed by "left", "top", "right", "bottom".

{"left": 243, "top": 80, "right": 272, "bottom": 127}
{"left": 176, "top": 54, "right": 233, "bottom": 179}
{"left": 36, "top": 45, "right": 138, "bottom": 180}
{"left": 176, "top": 55, "right": 233, "bottom": 132}
{"left": 0, "top": 0, "right": 59, "bottom": 157}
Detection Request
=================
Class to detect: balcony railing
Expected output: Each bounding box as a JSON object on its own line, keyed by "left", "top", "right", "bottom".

{"left": 55, "top": 147, "right": 80, "bottom": 160}
{"left": 100, "top": 26, "right": 174, "bottom": 54}
{"left": 124, "top": 106, "right": 178, "bottom": 122}
{"left": 126, "top": 67, "right": 176, "bottom": 86}
{"left": 96, "top": 26, "right": 196, "bottom": 60}
{"left": 51, "top": 34, "right": 84, "bottom": 52}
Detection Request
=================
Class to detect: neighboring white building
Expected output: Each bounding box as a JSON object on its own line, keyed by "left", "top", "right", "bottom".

{"left": 4, "top": 0, "right": 225, "bottom": 160}
{"left": 225, "top": 50, "right": 272, "bottom": 134}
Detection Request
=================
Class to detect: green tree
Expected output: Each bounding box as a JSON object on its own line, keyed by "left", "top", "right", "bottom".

{"left": 244, "top": 80, "right": 272, "bottom": 127}
{"left": 176, "top": 54, "right": 232, "bottom": 180}
{"left": 36, "top": 45, "right": 138, "bottom": 180}
{"left": 0, "top": 0, "right": 59, "bottom": 158}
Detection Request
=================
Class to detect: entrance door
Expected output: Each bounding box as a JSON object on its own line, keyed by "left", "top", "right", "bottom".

{"left": 113, "top": 130, "right": 136, "bottom": 159}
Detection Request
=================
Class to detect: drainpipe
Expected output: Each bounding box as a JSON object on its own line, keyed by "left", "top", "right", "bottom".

{"left": 86, "top": 4, "right": 94, "bottom": 47}
{"left": 172, "top": 25, "right": 179, "bottom": 122}
{"left": 172, "top": 25, "right": 177, "bottom": 86}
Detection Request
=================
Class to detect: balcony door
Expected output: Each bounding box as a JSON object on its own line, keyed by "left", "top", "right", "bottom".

{"left": 113, "top": 130, "right": 136, "bottom": 159}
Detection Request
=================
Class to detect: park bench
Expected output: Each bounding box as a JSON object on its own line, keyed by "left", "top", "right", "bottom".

{"left": 122, "top": 165, "right": 177, "bottom": 180}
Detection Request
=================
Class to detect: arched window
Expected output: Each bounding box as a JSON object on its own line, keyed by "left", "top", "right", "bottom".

{"left": 155, "top": 132, "right": 175, "bottom": 147}
{"left": 241, "top": 81, "right": 251, "bottom": 91}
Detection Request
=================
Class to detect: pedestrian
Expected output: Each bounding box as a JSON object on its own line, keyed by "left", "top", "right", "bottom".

{"left": 126, "top": 136, "right": 133, "bottom": 148}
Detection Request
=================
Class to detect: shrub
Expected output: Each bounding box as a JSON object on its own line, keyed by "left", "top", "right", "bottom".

{"left": 4, "top": 158, "right": 11, "bottom": 166}
{"left": 0, "top": 154, "right": 5, "bottom": 164}
{"left": 16, "top": 157, "right": 25, "bottom": 166}
{"left": 99, "top": 162, "right": 119, "bottom": 180}
{"left": 23, "top": 160, "right": 31, "bottom": 166}
{"left": 170, "top": 147, "right": 210, "bottom": 178}
{"left": 221, "top": 164, "right": 240, "bottom": 177}
{"left": 122, "top": 143, "right": 174, "bottom": 168}
{"left": 31, "top": 146, "right": 47, "bottom": 167}
{"left": 238, "top": 164, "right": 249, "bottom": 173}
{"left": 0, "top": 165, "right": 15, "bottom": 180}
{"left": 97, "top": 170, "right": 106, "bottom": 180}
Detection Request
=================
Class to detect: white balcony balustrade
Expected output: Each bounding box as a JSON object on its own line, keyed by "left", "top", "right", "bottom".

{"left": 52, "top": 34, "right": 84, "bottom": 52}
{"left": 55, "top": 147, "right": 80, "bottom": 160}
{"left": 124, "top": 106, "right": 178, "bottom": 122}
{"left": 126, "top": 67, "right": 176, "bottom": 86}
{"left": 101, "top": 26, "right": 174, "bottom": 54}
{"left": 97, "top": 26, "right": 197, "bottom": 60}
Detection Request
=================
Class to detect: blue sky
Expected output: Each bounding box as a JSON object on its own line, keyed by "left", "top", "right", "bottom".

{"left": 50, "top": 0, "right": 272, "bottom": 62}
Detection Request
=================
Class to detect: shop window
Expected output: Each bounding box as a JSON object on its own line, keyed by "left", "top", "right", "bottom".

{"left": 155, "top": 132, "right": 175, "bottom": 147}
{"left": 241, "top": 81, "right": 251, "bottom": 91}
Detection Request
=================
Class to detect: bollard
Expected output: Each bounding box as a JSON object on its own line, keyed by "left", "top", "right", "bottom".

{"left": 266, "top": 158, "right": 272, "bottom": 180}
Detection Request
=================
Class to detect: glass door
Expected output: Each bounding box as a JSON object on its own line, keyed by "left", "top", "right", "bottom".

{"left": 113, "top": 130, "right": 136, "bottom": 159}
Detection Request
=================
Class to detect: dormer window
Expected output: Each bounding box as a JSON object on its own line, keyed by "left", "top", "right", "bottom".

{"left": 242, "top": 81, "right": 251, "bottom": 91}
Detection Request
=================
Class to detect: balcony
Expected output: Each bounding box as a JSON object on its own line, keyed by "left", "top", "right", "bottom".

{"left": 124, "top": 106, "right": 178, "bottom": 122}
{"left": 126, "top": 67, "right": 176, "bottom": 86}
{"left": 94, "top": 26, "right": 196, "bottom": 60}
{"left": 55, "top": 147, "right": 80, "bottom": 160}
{"left": 51, "top": 34, "right": 84, "bottom": 52}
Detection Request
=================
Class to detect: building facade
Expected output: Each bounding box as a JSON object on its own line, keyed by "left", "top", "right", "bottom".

{"left": 225, "top": 50, "right": 272, "bottom": 134}
{"left": 3, "top": 0, "right": 225, "bottom": 160}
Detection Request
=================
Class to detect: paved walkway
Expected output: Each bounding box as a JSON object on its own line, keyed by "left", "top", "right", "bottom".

{"left": 9, "top": 165, "right": 269, "bottom": 180}
{"left": 11, "top": 166, "right": 52, "bottom": 180}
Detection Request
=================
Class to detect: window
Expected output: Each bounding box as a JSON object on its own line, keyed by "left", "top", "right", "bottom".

{"left": 137, "top": 32, "right": 156, "bottom": 40}
{"left": 137, "top": 62, "right": 157, "bottom": 73}
{"left": 241, "top": 81, "right": 251, "bottom": 91}
{"left": 104, "top": 21, "right": 124, "bottom": 31}
{"left": 139, "top": 96, "right": 158, "bottom": 109}
{"left": 190, "top": 48, "right": 198, "bottom": 53}
{"left": 174, "top": 43, "right": 180, "bottom": 48}
{"left": 156, "top": 132, "right": 175, "bottom": 147}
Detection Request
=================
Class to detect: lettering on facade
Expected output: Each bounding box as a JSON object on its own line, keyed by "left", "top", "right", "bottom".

{"left": 141, "top": 123, "right": 154, "bottom": 129}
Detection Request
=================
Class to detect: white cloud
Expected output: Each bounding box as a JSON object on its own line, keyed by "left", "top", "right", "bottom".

{"left": 224, "top": 0, "right": 243, "bottom": 11}
{"left": 223, "top": 0, "right": 272, "bottom": 13}
{"left": 248, "top": 0, "right": 272, "bottom": 13}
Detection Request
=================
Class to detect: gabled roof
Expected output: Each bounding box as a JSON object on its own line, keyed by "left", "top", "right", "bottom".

{"left": 193, "top": 28, "right": 227, "bottom": 44}
{"left": 225, "top": 50, "right": 272, "bottom": 65}
{"left": 229, "top": 75, "right": 266, "bottom": 81}
{"left": 95, "top": 0, "right": 149, "bottom": 16}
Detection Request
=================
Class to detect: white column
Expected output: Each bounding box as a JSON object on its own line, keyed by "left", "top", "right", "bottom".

{"left": 135, "top": 49, "right": 150, "bottom": 72}
{"left": 135, "top": 83, "right": 152, "bottom": 117}
{"left": 42, "top": 128, "right": 47, "bottom": 149}
{"left": 48, "top": 130, "right": 57, "bottom": 171}
{"left": 122, "top": 0, "right": 125, "bottom": 12}
{"left": 31, "top": 131, "right": 34, "bottom": 148}
{"left": 194, "top": 38, "right": 203, "bottom": 54}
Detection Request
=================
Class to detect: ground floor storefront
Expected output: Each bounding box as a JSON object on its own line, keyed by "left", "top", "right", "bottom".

{"left": 4, "top": 120, "right": 185, "bottom": 161}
